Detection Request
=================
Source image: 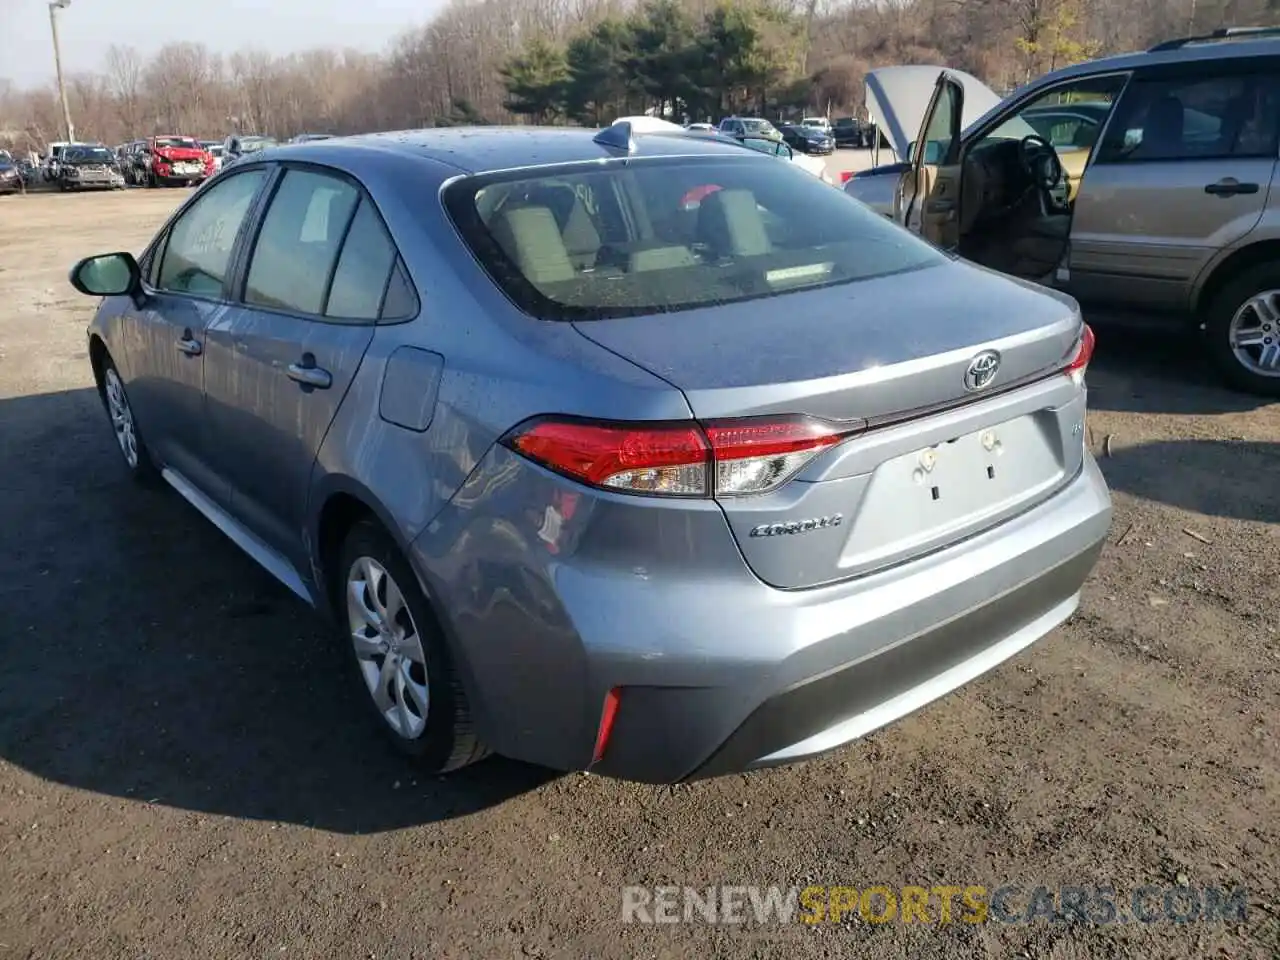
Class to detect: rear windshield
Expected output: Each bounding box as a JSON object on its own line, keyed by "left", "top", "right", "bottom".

{"left": 443, "top": 155, "right": 944, "bottom": 321}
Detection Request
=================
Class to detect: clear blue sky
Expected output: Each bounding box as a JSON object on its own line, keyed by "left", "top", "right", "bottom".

{"left": 1, "top": 0, "right": 443, "bottom": 87}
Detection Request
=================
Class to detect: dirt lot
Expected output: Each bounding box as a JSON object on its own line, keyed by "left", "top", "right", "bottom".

{"left": 0, "top": 189, "right": 1277, "bottom": 960}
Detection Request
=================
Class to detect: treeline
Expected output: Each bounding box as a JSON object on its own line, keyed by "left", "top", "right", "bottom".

{"left": 500, "top": 1, "right": 809, "bottom": 125}
{"left": 0, "top": 0, "right": 1275, "bottom": 152}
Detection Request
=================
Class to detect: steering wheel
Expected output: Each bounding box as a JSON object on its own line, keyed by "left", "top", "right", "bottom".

{"left": 1018, "top": 135, "right": 1064, "bottom": 191}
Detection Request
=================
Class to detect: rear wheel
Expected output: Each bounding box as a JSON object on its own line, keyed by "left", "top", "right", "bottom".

{"left": 1204, "top": 262, "right": 1280, "bottom": 397}
{"left": 337, "top": 520, "right": 489, "bottom": 772}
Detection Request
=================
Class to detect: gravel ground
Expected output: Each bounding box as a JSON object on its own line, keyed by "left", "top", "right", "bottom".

{"left": 0, "top": 189, "right": 1277, "bottom": 960}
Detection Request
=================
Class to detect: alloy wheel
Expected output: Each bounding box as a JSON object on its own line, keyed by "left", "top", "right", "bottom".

{"left": 103, "top": 367, "right": 139, "bottom": 468}
{"left": 346, "top": 556, "right": 430, "bottom": 740}
{"left": 1228, "top": 290, "right": 1280, "bottom": 378}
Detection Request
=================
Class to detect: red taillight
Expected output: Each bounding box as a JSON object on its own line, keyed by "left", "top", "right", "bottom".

{"left": 1064, "top": 323, "right": 1095, "bottom": 385}
{"left": 509, "top": 419, "right": 709, "bottom": 495}
{"left": 591, "top": 687, "right": 621, "bottom": 764}
{"left": 840, "top": 171, "right": 855, "bottom": 184}
{"left": 504, "top": 415, "right": 859, "bottom": 498}
{"left": 703, "top": 417, "right": 848, "bottom": 496}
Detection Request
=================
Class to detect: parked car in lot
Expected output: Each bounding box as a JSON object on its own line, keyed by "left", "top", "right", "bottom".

{"left": 833, "top": 117, "right": 869, "bottom": 147}
{"left": 68, "top": 122, "right": 1109, "bottom": 783}
{"left": 690, "top": 125, "right": 834, "bottom": 182}
{"left": 717, "top": 116, "right": 784, "bottom": 142}
{"left": 779, "top": 122, "right": 835, "bottom": 155}
{"left": 200, "top": 140, "right": 226, "bottom": 172}
{"left": 801, "top": 116, "right": 833, "bottom": 134}
{"left": 223, "top": 134, "right": 278, "bottom": 168}
{"left": 139, "top": 136, "right": 214, "bottom": 187}
{"left": 55, "top": 144, "right": 126, "bottom": 191}
{"left": 0, "top": 157, "right": 21, "bottom": 194}
{"left": 848, "top": 27, "right": 1280, "bottom": 395}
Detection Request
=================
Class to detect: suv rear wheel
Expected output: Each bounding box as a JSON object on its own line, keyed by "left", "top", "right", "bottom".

{"left": 1205, "top": 262, "right": 1280, "bottom": 397}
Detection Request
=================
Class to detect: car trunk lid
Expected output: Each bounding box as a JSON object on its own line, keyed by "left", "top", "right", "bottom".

{"left": 573, "top": 258, "right": 1089, "bottom": 589}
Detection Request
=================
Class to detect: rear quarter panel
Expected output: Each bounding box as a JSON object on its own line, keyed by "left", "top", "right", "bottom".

{"left": 305, "top": 152, "right": 693, "bottom": 600}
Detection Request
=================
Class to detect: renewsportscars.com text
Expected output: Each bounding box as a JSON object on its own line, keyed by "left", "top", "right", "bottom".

{"left": 621, "top": 884, "right": 1249, "bottom": 926}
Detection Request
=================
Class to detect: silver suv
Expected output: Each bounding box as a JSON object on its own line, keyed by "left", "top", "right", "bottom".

{"left": 857, "top": 27, "right": 1280, "bottom": 396}
{"left": 717, "top": 116, "right": 783, "bottom": 142}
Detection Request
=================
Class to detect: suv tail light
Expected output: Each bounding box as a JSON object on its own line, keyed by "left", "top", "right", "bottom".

{"left": 503, "top": 415, "right": 861, "bottom": 498}
{"left": 1064, "top": 323, "right": 1095, "bottom": 386}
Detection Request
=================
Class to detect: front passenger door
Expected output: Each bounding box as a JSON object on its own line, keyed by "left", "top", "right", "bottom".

{"left": 124, "top": 167, "right": 268, "bottom": 497}
{"left": 900, "top": 73, "right": 964, "bottom": 249}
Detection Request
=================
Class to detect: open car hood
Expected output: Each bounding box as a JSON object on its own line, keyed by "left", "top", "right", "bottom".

{"left": 865, "top": 65, "right": 1003, "bottom": 161}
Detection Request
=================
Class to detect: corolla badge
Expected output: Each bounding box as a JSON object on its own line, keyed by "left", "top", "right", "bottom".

{"left": 749, "top": 514, "right": 843, "bottom": 538}
{"left": 963, "top": 350, "right": 1001, "bottom": 392}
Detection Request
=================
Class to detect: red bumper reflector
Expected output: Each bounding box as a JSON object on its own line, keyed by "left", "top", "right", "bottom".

{"left": 591, "top": 687, "right": 622, "bottom": 764}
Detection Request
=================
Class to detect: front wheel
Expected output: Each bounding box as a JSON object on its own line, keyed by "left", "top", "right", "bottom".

{"left": 1204, "top": 262, "right": 1280, "bottom": 397}
{"left": 337, "top": 520, "right": 489, "bottom": 773}
{"left": 100, "top": 358, "right": 158, "bottom": 483}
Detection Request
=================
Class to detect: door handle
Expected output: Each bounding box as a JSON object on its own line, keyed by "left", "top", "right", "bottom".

{"left": 1204, "top": 179, "right": 1259, "bottom": 197}
{"left": 176, "top": 337, "right": 202, "bottom": 356}
{"left": 286, "top": 359, "right": 332, "bottom": 389}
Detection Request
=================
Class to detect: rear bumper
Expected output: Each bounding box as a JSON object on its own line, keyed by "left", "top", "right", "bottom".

{"left": 413, "top": 451, "right": 1110, "bottom": 784}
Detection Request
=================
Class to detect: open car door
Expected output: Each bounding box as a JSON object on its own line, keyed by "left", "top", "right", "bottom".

{"left": 898, "top": 71, "right": 965, "bottom": 250}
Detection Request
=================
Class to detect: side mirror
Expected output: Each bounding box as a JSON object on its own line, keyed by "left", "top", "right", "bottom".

{"left": 69, "top": 252, "right": 141, "bottom": 299}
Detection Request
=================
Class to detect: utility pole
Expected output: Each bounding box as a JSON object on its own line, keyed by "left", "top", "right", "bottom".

{"left": 48, "top": 0, "right": 75, "bottom": 143}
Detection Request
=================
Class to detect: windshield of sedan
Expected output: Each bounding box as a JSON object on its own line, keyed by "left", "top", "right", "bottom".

{"left": 154, "top": 137, "right": 199, "bottom": 149}
{"left": 444, "top": 155, "right": 944, "bottom": 321}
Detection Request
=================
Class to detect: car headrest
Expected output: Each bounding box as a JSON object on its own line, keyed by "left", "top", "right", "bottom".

{"left": 695, "top": 188, "right": 771, "bottom": 257}
{"left": 488, "top": 205, "right": 575, "bottom": 286}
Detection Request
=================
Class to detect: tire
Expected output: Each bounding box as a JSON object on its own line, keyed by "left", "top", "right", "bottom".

{"left": 99, "top": 355, "right": 159, "bottom": 484}
{"left": 336, "top": 520, "right": 489, "bottom": 773}
{"left": 1203, "top": 261, "right": 1280, "bottom": 397}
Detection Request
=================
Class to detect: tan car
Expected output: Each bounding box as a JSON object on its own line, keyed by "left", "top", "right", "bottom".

{"left": 869, "top": 28, "right": 1280, "bottom": 396}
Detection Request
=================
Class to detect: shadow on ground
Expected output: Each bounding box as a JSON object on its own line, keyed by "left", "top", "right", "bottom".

{"left": 1098, "top": 438, "right": 1280, "bottom": 525}
{"left": 0, "top": 387, "right": 555, "bottom": 835}
{"left": 1085, "top": 322, "right": 1276, "bottom": 416}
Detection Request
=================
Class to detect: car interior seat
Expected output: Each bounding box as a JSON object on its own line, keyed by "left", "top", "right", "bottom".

{"left": 695, "top": 188, "right": 771, "bottom": 258}
{"left": 521, "top": 185, "right": 602, "bottom": 270}
{"left": 487, "top": 204, "right": 576, "bottom": 286}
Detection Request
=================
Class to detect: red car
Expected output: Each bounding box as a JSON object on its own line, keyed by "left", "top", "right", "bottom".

{"left": 143, "top": 135, "right": 214, "bottom": 187}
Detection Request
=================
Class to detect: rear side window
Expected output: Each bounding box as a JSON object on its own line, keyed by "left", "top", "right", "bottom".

{"left": 325, "top": 199, "right": 397, "bottom": 320}
{"left": 380, "top": 260, "right": 418, "bottom": 320}
{"left": 1096, "top": 72, "right": 1280, "bottom": 163}
{"left": 444, "top": 155, "right": 944, "bottom": 321}
{"left": 244, "top": 168, "right": 359, "bottom": 314}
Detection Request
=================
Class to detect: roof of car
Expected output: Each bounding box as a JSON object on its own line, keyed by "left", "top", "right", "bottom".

{"left": 262, "top": 125, "right": 775, "bottom": 175}
{"left": 1027, "top": 35, "right": 1280, "bottom": 87}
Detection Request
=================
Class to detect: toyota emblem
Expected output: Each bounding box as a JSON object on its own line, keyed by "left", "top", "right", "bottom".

{"left": 964, "top": 350, "right": 1001, "bottom": 392}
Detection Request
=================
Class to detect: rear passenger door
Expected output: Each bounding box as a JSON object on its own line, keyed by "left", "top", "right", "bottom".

{"left": 1067, "top": 63, "right": 1280, "bottom": 311}
{"left": 201, "top": 165, "right": 409, "bottom": 566}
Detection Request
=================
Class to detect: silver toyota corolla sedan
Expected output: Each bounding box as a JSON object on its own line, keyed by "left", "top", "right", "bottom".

{"left": 69, "top": 122, "right": 1111, "bottom": 783}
